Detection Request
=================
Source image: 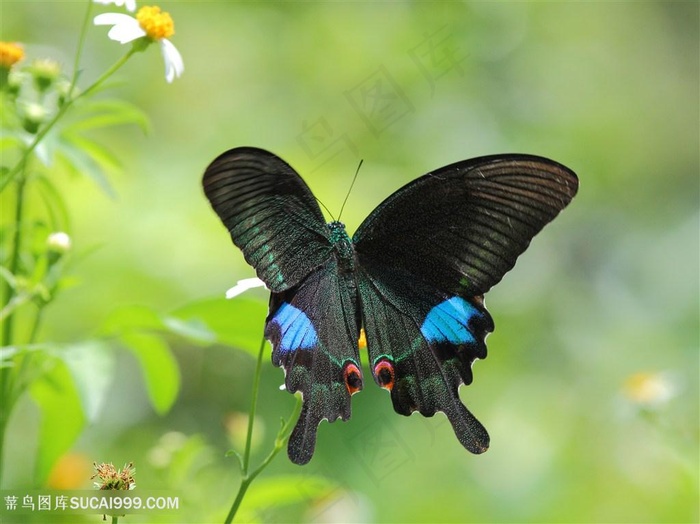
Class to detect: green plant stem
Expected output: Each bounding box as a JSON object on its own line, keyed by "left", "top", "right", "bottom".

{"left": 69, "top": 0, "right": 94, "bottom": 101}
{"left": 28, "top": 306, "right": 45, "bottom": 344}
{"left": 0, "top": 156, "right": 28, "bottom": 489}
{"left": 2, "top": 165, "right": 27, "bottom": 346}
{"left": 243, "top": 337, "right": 265, "bottom": 473}
{"left": 224, "top": 337, "right": 302, "bottom": 524}
{"left": 224, "top": 336, "right": 265, "bottom": 524}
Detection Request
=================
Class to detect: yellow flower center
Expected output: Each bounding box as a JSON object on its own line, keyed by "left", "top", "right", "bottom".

{"left": 0, "top": 41, "right": 24, "bottom": 68}
{"left": 136, "top": 6, "right": 175, "bottom": 40}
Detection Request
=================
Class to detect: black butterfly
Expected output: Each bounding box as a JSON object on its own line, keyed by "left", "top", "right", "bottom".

{"left": 202, "top": 147, "right": 578, "bottom": 465}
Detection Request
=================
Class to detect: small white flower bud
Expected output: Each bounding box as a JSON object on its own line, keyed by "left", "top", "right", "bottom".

{"left": 47, "top": 231, "right": 72, "bottom": 254}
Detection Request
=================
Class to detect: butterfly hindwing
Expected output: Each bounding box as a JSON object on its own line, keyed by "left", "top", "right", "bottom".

{"left": 357, "top": 262, "right": 493, "bottom": 453}
{"left": 266, "top": 259, "right": 362, "bottom": 465}
{"left": 202, "top": 147, "right": 332, "bottom": 292}
{"left": 353, "top": 154, "right": 579, "bottom": 297}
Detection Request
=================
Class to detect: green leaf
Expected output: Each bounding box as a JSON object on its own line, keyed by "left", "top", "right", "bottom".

{"left": 225, "top": 449, "right": 245, "bottom": 472}
{"left": 239, "top": 474, "right": 338, "bottom": 517}
{"left": 65, "top": 98, "right": 150, "bottom": 134}
{"left": 0, "top": 346, "right": 19, "bottom": 365}
{"left": 100, "top": 305, "right": 217, "bottom": 344}
{"left": 0, "top": 166, "right": 9, "bottom": 189}
{"left": 0, "top": 132, "right": 23, "bottom": 152}
{"left": 120, "top": 332, "right": 180, "bottom": 415}
{"left": 55, "top": 136, "right": 117, "bottom": 198}
{"left": 53, "top": 340, "right": 116, "bottom": 422}
{"left": 64, "top": 132, "right": 121, "bottom": 172}
{"left": 167, "top": 434, "right": 217, "bottom": 487}
{"left": 30, "top": 361, "right": 86, "bottom": 483}
{"left": 162, "top": 315, "right": 217, "bottom": 345}
{"left": 169, "top": 296, "right": 267, "bottom": 356}
{"left": 0, "top": 264, "right": 17, "bottom": 289}
{"left": 100, "top": 304, "right": 166, "bottom": 336}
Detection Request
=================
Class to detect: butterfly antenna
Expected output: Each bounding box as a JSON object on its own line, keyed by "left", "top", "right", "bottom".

{"left": 338, "top": 159, "right": 363, "bottom": 221}
{"left": 316, "top": 198, "right": 336, "bottom": 221}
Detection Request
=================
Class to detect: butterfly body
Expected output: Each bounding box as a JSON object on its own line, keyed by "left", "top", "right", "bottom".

{"left": 203, "top": 147, "right": 578, "bottom": 464}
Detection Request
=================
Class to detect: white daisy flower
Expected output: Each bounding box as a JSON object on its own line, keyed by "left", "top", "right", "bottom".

{"left": 225, "top": 278, "right": 267, "bottom": 299}
{"left": 94, "top": 5, "right": 183, "bottom": 83}
{"left": 93, "top": 0, "right": 137, "bottom": 13}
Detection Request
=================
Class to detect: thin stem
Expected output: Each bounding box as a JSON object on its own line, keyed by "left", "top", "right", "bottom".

{"left": 0, "top": 156, "right": 27, "bottom": 489}
{"left": 0, "top": 291, "right": 35, "bottom": 322}
{"left": 223, "top": 334, "right": 304, "bottom": 524}
{"left": 224, "top": 336, "right": 266, "bottom": 524}
{"left": 28, "top": 306, "right": 45, "bottom": 344}
{"left": 225, "top": 394, "right": 302, "bottom": 523}
{"left": 69, "top": 0, "right": 95, "bottom": 102}
{"left": 225, "top": 478, "right": 251, "bottom": 524}
{"left": 243, "top": 336, "right": 266, "bottom": 472}
{"left": 2, "top": 166, "right": 27, "bottom": 345}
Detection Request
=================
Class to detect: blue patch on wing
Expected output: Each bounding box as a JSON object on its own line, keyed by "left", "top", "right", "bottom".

{"left": 420, "top": 297, "right": 481, "bottom": 344}
{"left": 272, "top": 302, "right": 318, "bottom": 352}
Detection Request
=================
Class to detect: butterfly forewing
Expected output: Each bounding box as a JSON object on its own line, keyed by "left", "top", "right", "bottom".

{"left": 353, "top": 155, "right": 579, "bottom": 297}
{"left": 202, "top": 147, "right": 332, "bottom": 292}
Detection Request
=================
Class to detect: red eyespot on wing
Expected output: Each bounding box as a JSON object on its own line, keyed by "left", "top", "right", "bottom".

{"left": 343, "top": 362, "right": 362, "bottom": 395}
{"left": 374, "top": 359, "right": 395, "bottom": 391}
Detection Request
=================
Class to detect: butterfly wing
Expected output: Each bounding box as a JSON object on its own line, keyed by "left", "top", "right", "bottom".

{"left": 354, "top": 154, "right": 579, "bottom": 297}
{"left": 267, "top": 260, "right": 363, "bottom": 465}
{"left": 202, "top": 147, "right": 332, "bottom": 292}
{"left": 354, "top": 154, "right": 578, "bottom": 453}
{"left": 357, "top": 264, "right": 493, "bottom": 453}
{"left": 202, "top": 147, "right": 363, "bottom": 465}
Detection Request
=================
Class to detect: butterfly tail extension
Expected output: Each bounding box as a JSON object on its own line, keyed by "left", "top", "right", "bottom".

{"left": 442, "top": 399, "right": 490, "bottom": 454}
{"left": 287, "top": 401, "right": 323, "bottom": 465}
{"left": 282, "top": 377, "right": 355, "bottom": 465}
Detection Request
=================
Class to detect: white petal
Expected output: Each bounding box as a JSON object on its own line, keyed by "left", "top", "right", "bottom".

{"left": 94, "top": 13, "right": 145, "bottom": 44}
{"left": 160, "top": 39, "right": 184, "bottom": 83}
{"left": 92, "top": 0, "right": 137, "bottom": 11}
{"left": 94, "top": 12, "right": 130, "bottom": 25}
{"left": 225, "top": 277, "right": 266, "bottom": 299}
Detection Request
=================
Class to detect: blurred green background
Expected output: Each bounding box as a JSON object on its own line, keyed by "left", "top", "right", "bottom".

{"left": 1, "top": 1, "right": 698, "bottom": 523}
